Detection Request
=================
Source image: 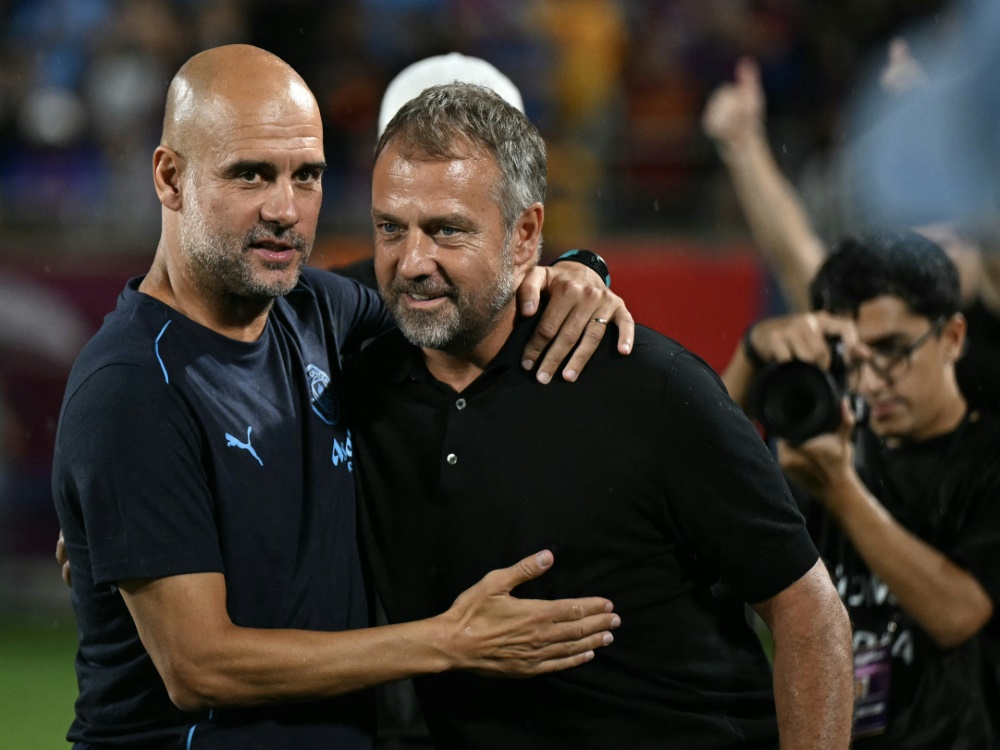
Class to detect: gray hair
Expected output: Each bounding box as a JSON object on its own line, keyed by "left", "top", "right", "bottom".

{"left": 375, "top": 83, "right": 546, "bottom": 245}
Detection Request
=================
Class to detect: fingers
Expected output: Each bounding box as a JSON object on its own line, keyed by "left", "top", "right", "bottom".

{"left": 703, "top": 56, "right": 764, "bottom": 144}
{"left": 56, "top": 529, "right": 67, "bottom": 565}
{"left": 56, "top": 530, "right": 72, "bottom": 588}
{"left": 544, "top": 595, "right": 619, "bottom": 623}
{"left": 880, "top": 36, "right": 926, "bottom": 94}
{"left": 469, "top": 611, "right": 622, "bottom": 678}
{"left": 532, "top": 285, "right": 605, "bottom": 383}
{"left": 839, "top": 397, "right": 858, "bottom": 434}
{"left": 557, "top": 308, "right": 619, "bottom": 383}
{"left": 481, "top": 549, "right": 556, "bottom": 596}
{"left": 517, "top": 615, "right": 622, "bottom": 674}
{"left": 751, "top": 312, "right": 860, "bottom": 369}
{"left": 734, "top": 55, "right": 761, "bottom": 91}
{"left": 613, "top": 305, "right": 635, "bottom": 356}
{"left": 520, "top": 280, "right": 606, "bottom": 384}
{"left": 516, "top": 266, "right": 546, "bottom": 318}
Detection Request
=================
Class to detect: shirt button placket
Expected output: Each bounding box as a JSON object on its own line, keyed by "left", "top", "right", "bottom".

{"left": 446, "top": 399, "right": 466, "bottom": 466}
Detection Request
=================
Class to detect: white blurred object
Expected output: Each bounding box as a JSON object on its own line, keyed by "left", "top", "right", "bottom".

{"left": 85, "top": 51, "right": 164, "bottom": 140}
{"left": 378, "top": 52, "right": 524, "bottom": 136}
{"left": 0, "top": 275, "right": 91, "bottom": 367}
{"left": 19, "top": 87, "right": 87, "bottom": 147}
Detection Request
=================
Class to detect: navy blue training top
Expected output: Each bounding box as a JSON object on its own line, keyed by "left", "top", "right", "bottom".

{"left": 52, "top": 267, "right": 392, "bottom": 749}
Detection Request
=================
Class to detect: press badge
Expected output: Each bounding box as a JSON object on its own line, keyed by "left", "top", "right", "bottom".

{"left": 852, "top": 644, "right": 891, "bottom": 738}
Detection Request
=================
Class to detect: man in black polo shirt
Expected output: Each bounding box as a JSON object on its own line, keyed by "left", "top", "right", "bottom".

{"left": 347, "top": 82, "right": 853, "bottom": 749}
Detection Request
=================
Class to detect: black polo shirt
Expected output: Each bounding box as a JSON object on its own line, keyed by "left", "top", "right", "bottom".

{"left": 346, "top": 316, "right": 818, "bottom": 750}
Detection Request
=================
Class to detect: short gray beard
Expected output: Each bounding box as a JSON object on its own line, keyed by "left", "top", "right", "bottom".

{"left": 180, "top": 191, "right": 309, "bottom": 300}
{"left": 385, "top": 242, "right": 517, "bottom": 353}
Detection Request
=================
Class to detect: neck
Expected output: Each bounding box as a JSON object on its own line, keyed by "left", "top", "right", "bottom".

{"left": 887, "top": 388, "right": 968, "bottom": 448}
{"left": 421, "top": 304, "right": 517, "bottom": 392}
{"left": 920, "top": 390, "right": 969, "bottom": 442}
{"left": 140, "top": 241, "right": 273, "bottom": 342}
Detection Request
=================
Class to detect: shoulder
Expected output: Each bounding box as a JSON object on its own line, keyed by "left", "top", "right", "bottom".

{"left": 285, "top": 266, "right": 373, "bottom": 311}
{"left": 621, "top": 324, "right": 727, "bottom": 393}
{"left": 958, "top": 411, "right": 1000, "bottom": 468}
{"left": 65, "top": 286, "right": 173, "bottom": 394}
{"left": 284, "top": 266, "right": 391, "bottom": 350}
{"left": 297, "top": 265, "right": 384, "bottom": 301}
{"left": 344, "top": 327, "right": 412, "bottom": 379}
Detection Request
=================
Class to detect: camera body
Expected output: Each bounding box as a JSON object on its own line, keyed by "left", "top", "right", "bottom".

{"left": 747, "top": 337, "right": 865, "bottom": 443}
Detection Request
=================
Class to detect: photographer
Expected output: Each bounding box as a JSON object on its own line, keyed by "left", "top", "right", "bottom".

{"left": 721, "top": 229, "right": 1000, "bottom": 748}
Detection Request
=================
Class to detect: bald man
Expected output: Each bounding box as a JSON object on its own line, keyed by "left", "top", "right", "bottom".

{"left": 51, "top": 45, "right": 626, "bottom": 749}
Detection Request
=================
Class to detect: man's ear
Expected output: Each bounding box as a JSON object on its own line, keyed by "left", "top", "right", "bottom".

{"left": 943, "top": 312, "right": 968, "bottom": 362}
{"left": 512, "top": 202, "right": 544, "bottom": 267}
{"left": 153, "top": 146, "right": 184, "bottom": 211}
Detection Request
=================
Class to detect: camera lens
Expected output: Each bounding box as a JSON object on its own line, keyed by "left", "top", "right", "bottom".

{"left": 749, "top": 361, "right": 844, "bottom": 443}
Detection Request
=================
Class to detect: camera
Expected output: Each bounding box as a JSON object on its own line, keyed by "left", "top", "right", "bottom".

{"left": 747, "top": 337, "right": 866, "bottom": 444}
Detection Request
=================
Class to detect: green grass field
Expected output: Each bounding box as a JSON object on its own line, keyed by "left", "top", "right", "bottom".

{"left": 0, "top": 617, "right": 78, "bottom": 749}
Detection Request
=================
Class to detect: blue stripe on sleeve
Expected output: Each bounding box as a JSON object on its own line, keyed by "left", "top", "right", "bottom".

{"left": 154, "top": 320, "right": 172, "bottom": 383}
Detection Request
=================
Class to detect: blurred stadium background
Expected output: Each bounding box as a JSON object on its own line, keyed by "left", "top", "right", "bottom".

{"left": 0, "top": 0, "right": 951, "bottom": 745}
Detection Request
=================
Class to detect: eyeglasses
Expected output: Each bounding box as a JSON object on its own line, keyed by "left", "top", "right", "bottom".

{"left": 848, "top": 316, "right": 947, "bottom": 384}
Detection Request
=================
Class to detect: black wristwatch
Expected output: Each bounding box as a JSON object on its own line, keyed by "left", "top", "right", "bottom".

{"left": 552, "top": 249, "right": 611, "bottom": 288}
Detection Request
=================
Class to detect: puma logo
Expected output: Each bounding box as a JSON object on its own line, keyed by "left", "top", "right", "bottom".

{"left": 225, "top": 426, "right": 263, "bottom": 466}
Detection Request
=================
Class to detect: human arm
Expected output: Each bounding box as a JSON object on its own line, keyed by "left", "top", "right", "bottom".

{"left": 516, "top": 258, "right": 635, "bottom": 384}
{"left": 656, "top": 350, "right": 851, "bottom": 746}
{"left": 780, "top": 407, "right": 995, "bottom": 648}
{"left": 751, "top": 559, "right": 853, "bottom": 750}
{"left": 702, "top": 57, "right": 827, "bottom": 312}
{"left": 119, "top": 549, "right": 619, "bottom": 712}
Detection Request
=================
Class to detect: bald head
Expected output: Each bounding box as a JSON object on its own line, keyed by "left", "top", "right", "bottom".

{"left": 162, "top": 45, "right": 321, "bottom": 159}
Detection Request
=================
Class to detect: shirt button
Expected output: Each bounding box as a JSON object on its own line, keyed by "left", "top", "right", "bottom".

{"left": 446, "top": 453, "right": 458, "bottom": 465}
{"left": 456, "top": 398, "right": 467, "bottom": 410}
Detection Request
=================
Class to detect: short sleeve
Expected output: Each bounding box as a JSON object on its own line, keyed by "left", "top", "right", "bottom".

{"left": 658, "top": 351, "right": 819, "bottom": 603}
{"left": 55, "top": 364, "right": 224, "bottom": 586}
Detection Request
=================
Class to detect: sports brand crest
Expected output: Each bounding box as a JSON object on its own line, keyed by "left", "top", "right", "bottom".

{"left": 306, "top": 364, "right": 339, "bottom": 425}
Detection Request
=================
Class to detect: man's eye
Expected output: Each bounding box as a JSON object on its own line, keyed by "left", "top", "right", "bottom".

{"left": 877, "top": 346, "right": 908, "bottom": 358}
{"left": 296, "top": 169, "right": 321, "bottom": 183}
{"left": 438, "top": 226, "right": 460, "bottom": 237}
{"left": 378, "top": 222, "right": 400, "bottom": 234}
{"left": 239, "top": 171, "right": 261, "bottom": 182}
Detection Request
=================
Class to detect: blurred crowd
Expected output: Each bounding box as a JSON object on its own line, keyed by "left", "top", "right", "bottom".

{"left": 0, "top": 0, "right": 956, "bottom": 563}
{"left": 0, "top": 0, "right": 948, "bottom": 254}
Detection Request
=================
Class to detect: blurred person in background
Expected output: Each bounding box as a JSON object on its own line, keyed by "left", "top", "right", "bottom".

{"left": 52, "top": 44, "right": 632, "bottom": 749}
{"left": 722, "top": 230, "right": 1000, "bottom": 748}
{"left": 702, "top": 47, "right": 1000, "bottom": 414}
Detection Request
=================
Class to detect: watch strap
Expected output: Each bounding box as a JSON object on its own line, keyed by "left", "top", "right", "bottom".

{"left": 552, "top": 249, "right": 611, "bottom": 288}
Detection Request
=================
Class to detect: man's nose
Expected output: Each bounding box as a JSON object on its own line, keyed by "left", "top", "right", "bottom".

{"left": 396, "top": 231, "right": 438, "bottom": 278}
{"left": 855, "top": 360, "right": 890, "bottom": 395}
{"left": 260, "top": 180, "right": 299, "bottom": 227}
